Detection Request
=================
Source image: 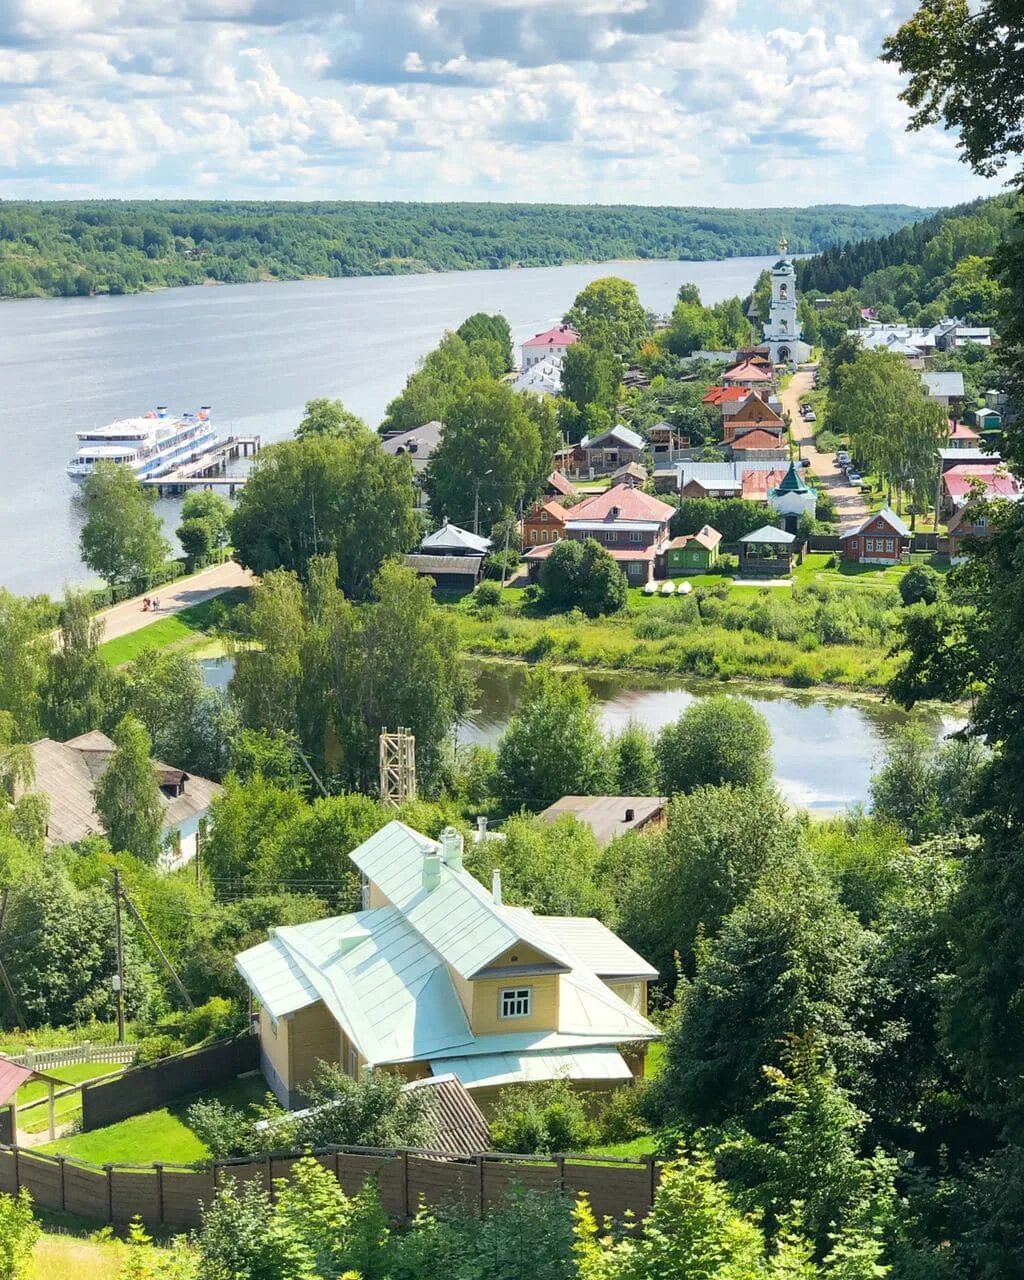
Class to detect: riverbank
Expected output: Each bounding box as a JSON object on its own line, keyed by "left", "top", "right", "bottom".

{"left": 445, "top": 555, "right": 944, "bottom": 693}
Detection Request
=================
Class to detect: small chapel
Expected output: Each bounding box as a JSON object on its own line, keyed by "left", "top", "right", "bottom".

{"left": 763, "top": 239, "right": 812, "bottom": 367}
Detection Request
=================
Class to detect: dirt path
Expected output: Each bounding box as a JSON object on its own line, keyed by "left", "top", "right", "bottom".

{"left": 782, "top": 370, "right": 868, "bottom": 529}
{"left": 95, "top": 560, "right": 254, "bottom": 643}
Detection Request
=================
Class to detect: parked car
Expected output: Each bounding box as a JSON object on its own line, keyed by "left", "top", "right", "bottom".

{"left": 847, "top": 471, "right": 862, "bottom": 484}
{"left": 803, "top": 410, "right": 817, "bottom": 423}
{"left": 836, "top": 451, "right": 851, "bottom": 465}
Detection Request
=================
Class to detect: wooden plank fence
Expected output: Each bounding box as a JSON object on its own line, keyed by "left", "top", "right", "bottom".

{"left": 0, "top": 1142, "right": 660, "bottom": 1229}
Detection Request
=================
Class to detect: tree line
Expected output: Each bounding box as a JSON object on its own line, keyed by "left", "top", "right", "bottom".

{"left": 0, "top": 199, "right": 931, "bottom": 298}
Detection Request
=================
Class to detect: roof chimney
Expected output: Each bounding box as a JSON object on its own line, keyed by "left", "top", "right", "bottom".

{"left": 439, "top": 825, "right": 464, "bottom": 872}
{"left": 422, "top": 848, "right": 442, "bottom": 892}
{"left": 625, "top": 807, "right": 635, "bottom": 822}
{"left": 492, "top": 869, "right": 503, "bottom": 906}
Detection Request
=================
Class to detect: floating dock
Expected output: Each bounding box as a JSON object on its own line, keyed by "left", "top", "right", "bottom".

{"left": 143, "top": 435, "right": 261, "bottom": 496}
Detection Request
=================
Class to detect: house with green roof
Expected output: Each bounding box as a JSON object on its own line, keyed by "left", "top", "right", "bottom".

{"left": 236, "top": 822, "right": 660, "bottom": 1111}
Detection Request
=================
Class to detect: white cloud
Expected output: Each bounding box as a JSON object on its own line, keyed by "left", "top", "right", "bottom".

{"left": 0, "top": 0, "right": 998, "bottom": 205}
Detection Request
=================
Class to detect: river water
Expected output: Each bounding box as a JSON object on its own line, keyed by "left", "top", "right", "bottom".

{"left": 0, "top": 254, "right": 777, "bottom": 598}
{"left": 200, "top": 654, "right": 960, "bottom": 814}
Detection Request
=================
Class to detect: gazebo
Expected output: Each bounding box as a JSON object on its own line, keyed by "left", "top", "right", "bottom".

{"left": 738, "top": 525, "right": 797, "bottom": 578}
{"left": 0, "top": 1057, "right": 66, "bottom": 1144}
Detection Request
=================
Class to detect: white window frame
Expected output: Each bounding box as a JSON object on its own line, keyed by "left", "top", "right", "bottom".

{"left": 865, "top": 537, "right": 874, "bottom": 552}
{"left": 347, "top": 1046, "right": 359, "bottom": 1077}
{"left": 630, "top": 531, "right": 643, "bottom": 543}
{"left": 886, "top": 538, "right": 894, "bottom": 552}
{"left": 499, "top": 987, "right": 532, "bottom": 1019}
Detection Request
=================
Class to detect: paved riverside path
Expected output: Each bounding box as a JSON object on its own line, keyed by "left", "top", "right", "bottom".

{"left": 781, "top": 369, "right": 868, "bottom": 528}
{"left": 95, "top": 561, "right": 254, "bottom": 643}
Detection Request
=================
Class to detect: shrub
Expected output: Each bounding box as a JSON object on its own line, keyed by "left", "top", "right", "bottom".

{"left": 598, "top": 1085, "right": 650, "bottom": 1144}
{"left": 135, "top": 1034, "right": 186, "bottom": 1064}
{"left": 180, "top": 996, "right": 242, "bottom": 1047}
{"left": 0, "top": 1190, "right": 39, "bottom": 1280}
{"left": 474, "top": 580, "right": 502, "bottom": 607}
{"left": 787, "top": 658, "right": 819, "bottom": 688}
{"left": 899, "top": 564, "right": 941, "bottom": 607}
{"left": 186, "top": 1097, "right": 254, "bottom": 1159}
{"left": 491, "top": 1079, "right": 597, "bottom": 1154}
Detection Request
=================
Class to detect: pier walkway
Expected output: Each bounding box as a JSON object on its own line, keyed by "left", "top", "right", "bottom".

{"left": 142, "top": 435, "right": 260, "bottom": 496}
{"left": 95, "top": 561, "right": 254, "bottom": 644}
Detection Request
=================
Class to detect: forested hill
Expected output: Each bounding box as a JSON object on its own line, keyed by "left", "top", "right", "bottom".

{"left": 0, "top": 199, "right": 931, "bottom": 299}
{"left": 797, "top": 193, "right": 1019, "bottom": 296}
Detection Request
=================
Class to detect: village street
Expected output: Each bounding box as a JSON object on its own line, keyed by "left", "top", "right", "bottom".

{"left": 95, "top": 559, "right": 253, "bottom": 643}
{"left": 781, "top": 369, "right": 868, "bottom": 527}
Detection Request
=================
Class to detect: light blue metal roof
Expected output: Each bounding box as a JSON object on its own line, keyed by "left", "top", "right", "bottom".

{"left": 236, "top": 908, "right": 476, "bottom": 1066}
{"left": 349, "top": 822, "right": 575, "bottom": 980}
{"left": 429, "top": 1046, "right": 633, "bottom": 1090}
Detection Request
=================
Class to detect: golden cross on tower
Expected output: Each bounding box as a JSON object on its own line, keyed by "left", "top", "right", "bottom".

{"left": 778, "top": 237, "right": 789, "bottom": 257}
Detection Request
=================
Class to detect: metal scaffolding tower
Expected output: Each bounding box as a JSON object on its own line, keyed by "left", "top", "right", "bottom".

{"left": 379, "top": 727, "right": 417, "bottom": 807}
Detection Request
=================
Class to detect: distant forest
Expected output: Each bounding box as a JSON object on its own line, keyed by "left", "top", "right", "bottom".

{"left": 794, "top": 193, "right": 1019, "bottom": 327}
{"left": 0, "top": 200, "right": 931, "bottom": 300}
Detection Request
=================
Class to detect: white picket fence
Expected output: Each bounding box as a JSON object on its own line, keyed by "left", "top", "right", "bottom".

{"left": 3, "top": 1043, "right": 138, "bottom": 1070}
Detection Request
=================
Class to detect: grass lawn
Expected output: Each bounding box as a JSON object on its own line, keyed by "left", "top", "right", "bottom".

{"left": 31, "top": 1234, "right": 123, "bottom": 1280}
{"left": 580, "top": 1135, "right": 657, "bottom": 1159}
{"left": 98, "top": 587, "right": 249, "bottom": 666}
{"left": 39, "top": 1074, "right": 268, "bottom": 1166}
{"left": 16, "top": 1063, "right": 125, "bottom": 1135}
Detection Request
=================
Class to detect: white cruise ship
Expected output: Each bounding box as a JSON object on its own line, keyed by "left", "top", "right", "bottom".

{"left": 67, "top": 406, "right": 220, "bottom": 480}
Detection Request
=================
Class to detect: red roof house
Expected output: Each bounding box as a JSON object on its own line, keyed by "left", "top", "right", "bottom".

{"left": 730, "top": 428, "right": 788, "bottom": 454}
{"left": 523, "top": 483, "right": 674, "bottom": 586}
{"left": 521, "top": 325, "right": 581, "bottom": 368}
{"left": 941, "top": 464, "right": 1021, "bottom": 513}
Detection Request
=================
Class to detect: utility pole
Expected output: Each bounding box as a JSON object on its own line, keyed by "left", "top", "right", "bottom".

{"left": 113, "top": 870, "right": 125, "bottom": 1044}
{"left": 119, "top": 887, "right": 194, "bottom": 1012}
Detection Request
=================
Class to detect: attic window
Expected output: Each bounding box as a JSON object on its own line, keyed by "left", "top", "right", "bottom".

{"left": 500, "top": 987, "right": 532, "bottom": 1019}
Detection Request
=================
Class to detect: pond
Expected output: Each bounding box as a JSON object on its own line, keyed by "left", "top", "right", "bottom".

{"left": 458, "top": 662, "right": 963, "bottom": 814}
{"left": 203, "top": 655, "right": 963, "bottom": 814}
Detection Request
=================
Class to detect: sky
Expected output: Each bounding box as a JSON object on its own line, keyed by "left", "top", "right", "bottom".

{"left": 0, "top": 0, "right": 1001, "bottom": 207}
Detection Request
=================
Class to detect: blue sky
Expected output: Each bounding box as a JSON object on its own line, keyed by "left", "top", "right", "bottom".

{"left": 0, "top": 0, "right": 1000, "bottom": 206}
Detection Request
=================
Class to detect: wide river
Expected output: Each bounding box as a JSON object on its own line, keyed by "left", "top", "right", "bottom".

{"left": 0, "top": 254, "right": 779, "bottom": 598}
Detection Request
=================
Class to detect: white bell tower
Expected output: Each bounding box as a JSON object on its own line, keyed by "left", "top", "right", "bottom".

{"left": 764, "top": 238, "right": 811, "bottom": 367}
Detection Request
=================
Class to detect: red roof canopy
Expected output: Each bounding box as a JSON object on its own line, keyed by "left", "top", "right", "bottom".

{"left": 523, "top": 325, "right": 581, "bottom": 348}
{"left": 568, "top": 483, "right": 675, "bottom": 524}
{"left": 943, "top": 466, "right": 1021, "bottom": 500}
{"left": 731, "top": 429, "right": 786, "bottom": 451}
{"left": 724, "top": 361, "right": 773, "bottom": 382}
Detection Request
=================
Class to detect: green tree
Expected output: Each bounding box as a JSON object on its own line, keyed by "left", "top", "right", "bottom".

{"left": 608, "top": 719, "right": 659, "bottom": 795}
{"left": 883, "top": 0, "right": 1024, "bottom": 182}
{"left": 40, "top": 588, "right": 108, "bottom": 740}
{"left": 616, "top": 784, "right": 802, "bottom": 978}
{"left": 112, "top": 650, "right": 233, "bottom": 781}
{"left": 456, "top": 312, "right": 513, "bottom": 372}
{"left": 869, "top": 726, "right": 987, "bottom": 841}
{"left": 716, "top": 1036, "right": 896, "bottom": 1262}
{"left": 78, "top": 461, "right": 171, "bottom": 586}
{"left": 657, "top": 695, "right": 773, "bottom": 795}
{"left": 653, "top": 858, "right": 875, "bottom": 1128}
{"left": 351, "top": 561, "right": 472, "bottom": 792}
{"left": 0, "top": 591, "right": 45, "bottom": 742}
{"left": 230, "top": 434, "right": 419, "bottom": 599}
{"left": 381, "top": 330, "right": 494, "bottom": 433}
{"left": 560, "top": 342, "right": 622, "bottom": 419}
{"left": 828, "top": 349, "right": 947, "bottom": 512}
{"left": 539, "top": 538, "right": 626, "bottom": 617}
{"left": 295, "top": 396, "right": 369, "bottom": 440}
{"left": 93, "top": 713, "right": 164, "bottom": 862}
{"left": 466, "top": 813, "right": 614, "bottom": 921}
{"left": 564, "top": 277, "right": 649, "bottom": 356}
{"left": 176, "top": 489, "right": 233, "bottom": 565}
{"left": 425, "top": 379, "right": 547, "bottom": 531}
{"left": 494, "top": 668, "right": 607, "bottom": 811}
